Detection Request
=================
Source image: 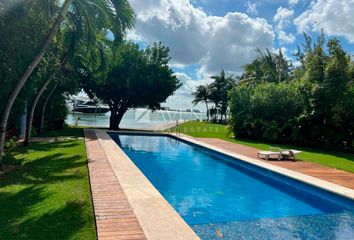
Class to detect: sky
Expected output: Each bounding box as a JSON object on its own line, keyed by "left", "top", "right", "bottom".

{"left": 127, "top": 0, "right": 354, "bottom": 111}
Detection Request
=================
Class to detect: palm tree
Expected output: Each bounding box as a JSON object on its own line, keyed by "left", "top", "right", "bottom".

{"left": 0, "top": 0, "right": 135, "bottom": 168}
{"left": 240, "top": 49, "right": 290, "bottom": 84}
{"left": 192, "top": 84, "right": 211, "bottom": 121}
{"left": 210, "top": 70, "right": 236, "bottom": 121}
{"left": 39, "top": 84, "right": 58, "bottom": 134}
{"left": 24, "top": 75, "right": 55, "bottom": 146}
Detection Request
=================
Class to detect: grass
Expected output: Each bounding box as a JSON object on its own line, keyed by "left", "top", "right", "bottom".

{"left": 176, "top": 121, "right": 354, "bottom": 173}
{"left": 38, "top": 127, "right": 87, "bottom": 138}
{"left": 0, "top": 128, "right": 96, "bottom": 240}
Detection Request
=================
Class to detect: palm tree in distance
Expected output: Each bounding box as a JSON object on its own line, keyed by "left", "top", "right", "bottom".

{"left": 0, "top": 0, "right": 135, "bottom": 168}
{"left": 192, "top": 84, "right": 211, "bottom": 121}
{"left": 210, "top": 70, "right": 236, "bottom": 121}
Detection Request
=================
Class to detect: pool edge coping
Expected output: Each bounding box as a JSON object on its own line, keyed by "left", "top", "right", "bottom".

{"left": 106, "top": 129, "right": 354, "bottom": 201}
{"left": 93, "top": 129, "right": 354, "bottom": 240}
{"left": 176, "top": 133, "right": 354, "bottom": 201}
{"left": 94, "top": 129, "right": 200, "bottom": 240}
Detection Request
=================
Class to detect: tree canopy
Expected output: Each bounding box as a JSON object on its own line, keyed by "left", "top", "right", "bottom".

{"left": 80, "top": 42, "right": 181, "bottom": 129}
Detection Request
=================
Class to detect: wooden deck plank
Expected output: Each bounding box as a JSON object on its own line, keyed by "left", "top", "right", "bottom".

{"left": 84, "top": 130, "right": 147, "bottom": 240}
{"left": 195, "top": 138, "right": 354, "bottom": 190}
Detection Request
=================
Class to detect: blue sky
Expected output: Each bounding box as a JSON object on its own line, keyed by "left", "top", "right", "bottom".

{"left": 128, "top": 0, "right": 354, "bottom": 110}
{"left": 192, "top": 0, "right": 354, "bottom": 54}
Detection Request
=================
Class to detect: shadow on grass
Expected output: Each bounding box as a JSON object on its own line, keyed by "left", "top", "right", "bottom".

{"left": 1, "top": 139, "right": 86, "bottom": 187}
{"left": 17, "top": 140, "right": 80, "bottom": 153}
{"left": 38, "top": 127, "right": 84, "bottom": 138}
{"left": 0, "top": 187, "right": 89, "bottom": 240}
{"left": 0, "top": 136, "right": 95, "bottom": 239}
{"left": 1, "top": 153, "right": 85, "bottom": 188}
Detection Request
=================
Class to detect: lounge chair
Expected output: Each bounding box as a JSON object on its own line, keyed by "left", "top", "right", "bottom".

{"left": 280, "top": 150, "right": 302, "bottom": 160}
{"left": 257, "top": 151, "right": 281, "bottom": 160}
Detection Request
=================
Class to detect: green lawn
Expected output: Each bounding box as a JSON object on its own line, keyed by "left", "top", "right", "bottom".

{"left": 176, "top": 121, "right": 354, "bottom": 173}
{"left": 0, "top": 128, "right": 96, "bottom": 240}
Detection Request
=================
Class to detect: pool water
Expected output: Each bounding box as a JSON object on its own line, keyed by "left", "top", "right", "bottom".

{"left": 111, "top": 134, "right": 354, "bottom": 240}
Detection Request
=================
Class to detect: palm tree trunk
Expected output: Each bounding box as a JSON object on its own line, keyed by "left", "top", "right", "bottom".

{"left": 39, "top": 84, "right": 58, "bottom": 134}
{"left": 24, "top": 75, "right": 54, "bottom": 146}
{"left": 205, "top": 101, "right": 209, "bottom": 121}
{"left": 0, "top": 0, "right": 72, "bottom": 168}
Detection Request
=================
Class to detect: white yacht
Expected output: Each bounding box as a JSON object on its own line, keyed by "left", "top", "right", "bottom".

{"left": 73, "top": 100, "right": 110, "bottom": 114}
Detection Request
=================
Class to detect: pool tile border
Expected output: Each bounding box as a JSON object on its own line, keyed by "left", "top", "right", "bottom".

{"left": 105, "top": 129, "right": 354, "bottom": 201}
{"left": 94, "top": 129, "right": 200, "bottom": 240}
{"left": 88, "top": 129, "right": 354, "bottom": 240}
{"left": 175, "top": 134, "right": 354, "bottom": 201}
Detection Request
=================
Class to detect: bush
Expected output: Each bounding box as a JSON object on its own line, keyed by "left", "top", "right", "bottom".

{"left": 229, "top": 82, "right": 303, "bottom": 143}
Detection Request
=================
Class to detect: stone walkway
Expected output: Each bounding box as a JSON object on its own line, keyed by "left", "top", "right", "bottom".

{"left": 84, "top": 130, "right": 146, "bottom": 240}
{"left": 195, "top": 138, "right": 354, "bottom": 190}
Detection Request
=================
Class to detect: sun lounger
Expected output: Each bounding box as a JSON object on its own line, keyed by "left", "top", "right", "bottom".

{"left": 257, "top": 151, "right": 281, "bottom": 160}
{"left": 280, "top": 150, "right": 302, "bottom": 160}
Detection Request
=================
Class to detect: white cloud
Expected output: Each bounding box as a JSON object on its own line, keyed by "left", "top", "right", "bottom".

{"left": 294, "top": 0, "right": 354, "bottom": 43}
{"left": 278, "top": 30, "right": 296, "bottom": 44}
{"left": 289, "top": 0, "right": 299, "bottom": 6}
{"left": 274, "top": 7, "right": 295, "bottom": 44}
{"left": 164, "top": 72, "right": 211, "bottom": 110}
{"left": 128, "top": 0, "right": 275, "bottom": 108}
{"left": 128, "top": 0, "right": 275, "bottom": 76}
{"left": 245, "top": 2, "right": 258, "bottom": 15}
{"left": 274, "top": 7, "right": 294, "bottom": 26}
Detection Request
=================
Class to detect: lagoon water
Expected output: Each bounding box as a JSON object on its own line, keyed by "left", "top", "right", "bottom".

{"left": 66, "top": 108, "right": 204, "bottom": 129}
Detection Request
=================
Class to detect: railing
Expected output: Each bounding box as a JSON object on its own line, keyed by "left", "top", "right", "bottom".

{"left": 166, "top": 120, "right": 181, "bottom": 136}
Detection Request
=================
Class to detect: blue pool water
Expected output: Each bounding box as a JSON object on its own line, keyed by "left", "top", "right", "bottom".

{"left": 111, "top": 133, "right": 354, "bottom": 239}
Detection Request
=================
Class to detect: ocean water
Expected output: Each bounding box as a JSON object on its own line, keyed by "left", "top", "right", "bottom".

{"left": 111, "top": 133, "right": 354, "bottom": 240}
{"left": 66, "top": 108, "right": 204, "bottom": 129}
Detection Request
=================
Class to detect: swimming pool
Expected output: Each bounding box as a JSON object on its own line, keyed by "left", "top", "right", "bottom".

{"left": 110, "top": 133, "right": 354, "bottom": 240}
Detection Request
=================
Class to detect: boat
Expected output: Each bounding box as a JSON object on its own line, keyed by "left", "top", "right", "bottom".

{"left": 73, "top": 100, "right": 110, "bottom": 114}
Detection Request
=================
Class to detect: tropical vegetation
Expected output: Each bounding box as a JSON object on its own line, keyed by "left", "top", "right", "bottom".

{"left": 193, "top": 34, "right": 354, "bottom": 151}
{"left": 192, "top": 69, "right": 236, "bottom": 122}
{"left": 0, "top": 0, "right": 135, "bottom": 168}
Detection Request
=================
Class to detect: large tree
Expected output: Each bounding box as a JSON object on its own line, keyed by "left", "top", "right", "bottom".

{"left": 81, "top": 42, "right": 181, "bottom": 130}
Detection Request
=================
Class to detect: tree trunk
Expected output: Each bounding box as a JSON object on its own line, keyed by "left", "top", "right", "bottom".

{"left": 39, "top": 84, "right": 58, "bottom": 134}
{"left": 109, "top": 107, "right": 127, "bottom": 130}
{"left": 205, "top": 101, "right": 209, "bottom": 121}
{"left": 24, "top": 76, "right": 54, "bottom": 146}
{"left": 0, "top": 0, "right": 73, "bottom": 169}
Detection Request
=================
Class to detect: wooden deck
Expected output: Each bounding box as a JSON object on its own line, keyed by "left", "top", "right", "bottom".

{"left": 195, "top": 138, "right": 354, "bottom": 190}
{"left": 84, "top": 130, "right": 146, "bottom": 240}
